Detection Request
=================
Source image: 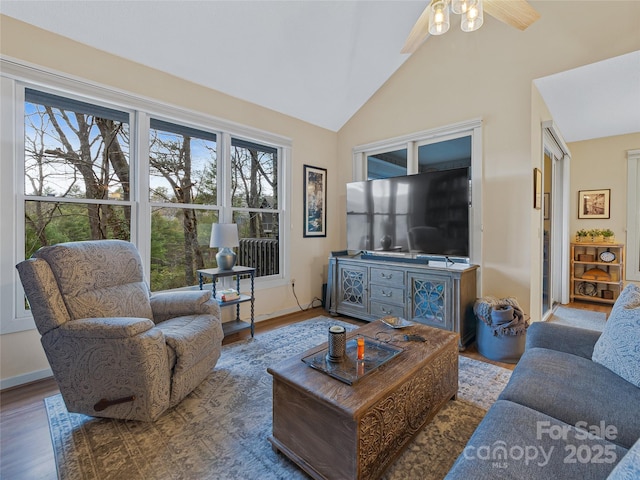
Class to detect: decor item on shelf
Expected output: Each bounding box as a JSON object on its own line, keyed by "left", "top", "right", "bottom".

{"left": 578, "top": 254, "right": 595, "bottom": 262}
{"left": 602, "top": 290, "right": 614, "bottom": 300}
{"left": 210, "top": 223, "right": 239, "bottom": 270}
{"left": 602, "top": 228, "right": 615, "bottom": 243}
{"left": 303, "top": 164, "right": 327, "bottom": 238}
{"left": 578, "top": 189, "right": 610, "bottom": 219}
{"left": 599, "top": 250, "right": 616, "bottom": 263}
{"left": 587, "top": 228, "right": 603, "bottom": 242}
{"left": 215, "top": 288, "right": 240, "bottom": 302}
{"left": 577, "top": 281, "right": 598, "bottom": 296}
{"left": 575, "top": 229, "right": 588, "bottom": 242}
{"left": 582, "top": 267, "right": 611, "bottom": 281}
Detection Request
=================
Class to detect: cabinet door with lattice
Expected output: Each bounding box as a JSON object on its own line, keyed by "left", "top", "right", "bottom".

{"left": 408, "top": 271, "right": 452, "bottom": 329}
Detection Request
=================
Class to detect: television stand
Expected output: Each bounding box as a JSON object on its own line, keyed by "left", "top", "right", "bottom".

{"left": 328, "top": 253, "right": 478, "bottom": 350}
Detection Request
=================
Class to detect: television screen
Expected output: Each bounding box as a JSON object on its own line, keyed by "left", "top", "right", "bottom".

{"left": 346, "top": 169, "right": 470, "bottom": 258}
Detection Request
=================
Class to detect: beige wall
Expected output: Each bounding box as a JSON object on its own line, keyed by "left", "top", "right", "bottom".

{"left": 0, "top": 15, "right": 339, "bottom": 384}
{"left": 568, "top": 132, "right": 640, "bottom": 286}
{"left": 337, "top": 1, "right": 640, "bottom": 320}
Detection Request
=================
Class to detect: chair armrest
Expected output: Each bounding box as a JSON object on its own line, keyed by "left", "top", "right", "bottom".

{"left": 150, "top": 290, "right": 220, "bottom": 323}
{"left": 58, "top": 317, "right": 155, "bottom": 339}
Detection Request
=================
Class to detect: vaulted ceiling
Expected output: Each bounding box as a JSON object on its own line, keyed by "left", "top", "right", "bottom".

{"left": 2, "top": 1, "right": 638, "bottom": 141}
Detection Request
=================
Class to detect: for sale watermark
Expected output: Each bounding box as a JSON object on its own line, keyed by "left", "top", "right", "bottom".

{"left": 463, "top": 420, "right": 619, "bottom": 469}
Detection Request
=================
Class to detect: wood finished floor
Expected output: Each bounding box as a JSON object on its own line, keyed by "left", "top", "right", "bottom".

{"left": 0, "top": 302, "right": 610, "bottom": 479}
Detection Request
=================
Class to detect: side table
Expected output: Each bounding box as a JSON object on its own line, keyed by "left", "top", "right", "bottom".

{"left": 197, "top": 266, "right": 256, "bottom": 338}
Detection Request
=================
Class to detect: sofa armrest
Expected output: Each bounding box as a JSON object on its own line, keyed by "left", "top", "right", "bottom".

{"left": 59, "top": 317, "right": 155, "bottom": 339}
{"left": 150, "top": 290, "right": 220, "bottom": 323}
{"left": 526, "top": 322, "right": 601, "bottom": 359}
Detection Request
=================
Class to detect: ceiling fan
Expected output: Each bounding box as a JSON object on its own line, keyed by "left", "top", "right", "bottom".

{"left": 401, "top": 0, "right": 540, "bottom": 54}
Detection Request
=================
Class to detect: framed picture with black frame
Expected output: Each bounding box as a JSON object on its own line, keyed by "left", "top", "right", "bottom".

{"left": 303, "top": 165, "right": 327, "bottom": 237}
{"left": 578, "top": 189, "right": 610, "bottom": 219}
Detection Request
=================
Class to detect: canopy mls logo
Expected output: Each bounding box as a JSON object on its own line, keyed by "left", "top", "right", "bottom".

{"left": 463, "top": 420, "right": 619, "bottom": 469}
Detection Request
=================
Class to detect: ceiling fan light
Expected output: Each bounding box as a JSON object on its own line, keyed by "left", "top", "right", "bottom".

{"left": 451, "top": 0, "right": 474, "bottom": 15}
{"left": 461, "top": 0, "right": 483, "bottom": 32}
{"left": 429, "top": 0, "right": 450, "bottom": 36}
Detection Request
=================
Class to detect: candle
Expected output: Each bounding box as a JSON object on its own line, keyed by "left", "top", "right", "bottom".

{"left": 357, "top": 337, "right": 365, "bottom": 360}
{"left": 328, "top": 325, "right": 347, "bottom": 361}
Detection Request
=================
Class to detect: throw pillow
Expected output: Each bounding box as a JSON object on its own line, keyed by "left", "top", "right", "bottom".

{"left": 592, "top": 283, "right": 640, "bottom": 388}
{"left": 606, "top": 437, "right": 640, "bottom": 480}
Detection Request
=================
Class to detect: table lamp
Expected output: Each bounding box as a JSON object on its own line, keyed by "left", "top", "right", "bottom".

{"left": 210, "top": 223, "right": 239, "bottom": 270}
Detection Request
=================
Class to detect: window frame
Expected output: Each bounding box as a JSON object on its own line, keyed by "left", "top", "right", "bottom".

{"left": 352, "top": 119, "right": 483, "bottom": 292}
{"left": 1, "top": 58, "right": 292, "bottom": 334}
{"left": 627, "top": 149, "right": 640, "bottom": 281}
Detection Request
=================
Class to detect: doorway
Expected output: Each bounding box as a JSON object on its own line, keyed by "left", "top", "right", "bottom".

{"left": 542, "top": 123, "right": 571, "bottom": 319}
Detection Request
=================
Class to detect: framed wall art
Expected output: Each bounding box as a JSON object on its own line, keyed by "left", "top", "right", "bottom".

{"left": 578, "top": 189, "right": 610, "bottom": 219}
{"left": 303, "top": 165, "right": 327, "bottom": 237}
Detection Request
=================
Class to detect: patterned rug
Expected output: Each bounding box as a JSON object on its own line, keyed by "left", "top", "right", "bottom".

{"left": 45, "top": 317, "right": 512, "bottom": 480}
{"left": 548, "top": 305, "right": 607, "bottom": 332}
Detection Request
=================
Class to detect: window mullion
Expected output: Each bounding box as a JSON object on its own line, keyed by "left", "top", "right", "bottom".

{"left": 136, "top": 112, "right": 151, "bottom": 278}
{"left": 220, "top": 132, "right": 233, "bottom": 222}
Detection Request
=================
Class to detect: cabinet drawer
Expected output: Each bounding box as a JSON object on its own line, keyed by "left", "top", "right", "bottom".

{"left": 370, "top": 301, "right": 405, "bottom": 319}
{"left": 370, "top": 267, "right": 404, "bottom": 286}
{"left": 369, "top": 284, "right": 404, "bottom": 306}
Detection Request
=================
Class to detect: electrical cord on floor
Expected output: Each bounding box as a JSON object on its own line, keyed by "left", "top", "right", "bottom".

{"left": 291, "top": 283, "right": 323, "bottom": 311}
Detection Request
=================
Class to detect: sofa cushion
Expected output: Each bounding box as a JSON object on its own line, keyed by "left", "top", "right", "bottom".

{"left": 592, "top": 283, "right": 640, "bottom": 388}
{"left": 445, "top": 400, "right": 627, "bottom": 480}
{"left": 526, "top": 322, "right": 601, "bottom": 359}
{"left": 499, "top": 347, "right": 640, "bottom": 449}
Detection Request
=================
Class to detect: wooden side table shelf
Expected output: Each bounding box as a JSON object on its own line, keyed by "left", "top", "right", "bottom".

{"left": 197, "top": 266, "right": 256, "bottom": 337}
{"left": 570, "top": 242, "right": 624, "bottom": 305}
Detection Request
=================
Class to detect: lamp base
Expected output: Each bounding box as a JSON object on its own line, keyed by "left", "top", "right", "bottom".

{"left": 216, "top": 248, "right": 237, "bottom": 270}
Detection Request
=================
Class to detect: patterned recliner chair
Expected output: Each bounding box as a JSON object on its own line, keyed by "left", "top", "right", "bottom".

{"left": 16, "top": 239, "right": 224, "bottom": 421}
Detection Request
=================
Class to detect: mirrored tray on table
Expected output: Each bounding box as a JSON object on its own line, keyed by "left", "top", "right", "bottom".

{"left": 301, "top": 336, "right": 403, "bottom": 385}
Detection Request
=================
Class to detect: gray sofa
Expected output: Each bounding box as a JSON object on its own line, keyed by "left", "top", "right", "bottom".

{"left": 446, "top": 283, "right": 640, "bottom": 480}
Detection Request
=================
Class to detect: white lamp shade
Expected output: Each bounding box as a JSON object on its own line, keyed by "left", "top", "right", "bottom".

{"left": 210, "top": 223, "right": 239, "bottom": 248}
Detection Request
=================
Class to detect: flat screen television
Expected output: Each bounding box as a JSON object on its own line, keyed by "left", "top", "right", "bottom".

{"left": 346, "top": 168, "right": 470, "bottom": 259}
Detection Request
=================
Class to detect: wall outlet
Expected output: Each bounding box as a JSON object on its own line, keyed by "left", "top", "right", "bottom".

{"left": 291, "top": 278, "right": 296, "bottom": 287}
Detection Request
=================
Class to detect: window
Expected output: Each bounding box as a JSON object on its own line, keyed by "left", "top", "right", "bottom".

{"left": 24, "top": 89, "right": 132, "bottom": 259}
{"left": 148, "top": 119, "right": 219, "bottom": 291}
{"left": 1, "top": 60, "right": 290, "bottom": 334}
{"left": 230, "top": 138, "right": 280, "bottom": 277}
{"left": 367, "top": 148, "right": 407, "bottom": 179}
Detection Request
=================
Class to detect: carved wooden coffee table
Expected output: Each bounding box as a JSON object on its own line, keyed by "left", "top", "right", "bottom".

{"left": 267, "top": 320, "right": 459, "bottom": 480}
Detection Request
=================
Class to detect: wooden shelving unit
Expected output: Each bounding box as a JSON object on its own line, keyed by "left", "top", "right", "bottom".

{"left": 570, "top": 242, "right": 624, "bottom": 304}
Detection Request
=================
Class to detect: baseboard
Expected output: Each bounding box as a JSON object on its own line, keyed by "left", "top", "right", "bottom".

{"left": 1, "top": 367, "right": 53, "bottom": 391}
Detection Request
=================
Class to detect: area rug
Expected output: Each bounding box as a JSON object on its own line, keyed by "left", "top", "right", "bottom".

{"left": 45, "top": 317, "right": 512, "bottom": 480}
{"left": 547, "top": 305, "right": 607, "bottom": 332}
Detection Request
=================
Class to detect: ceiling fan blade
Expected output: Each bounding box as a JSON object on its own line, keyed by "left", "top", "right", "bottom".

{"left": 401, "top": 3, "right": 432, "bottom": 54}
{"left": 484, "top": 0, "right": 540, "bottom": 31}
